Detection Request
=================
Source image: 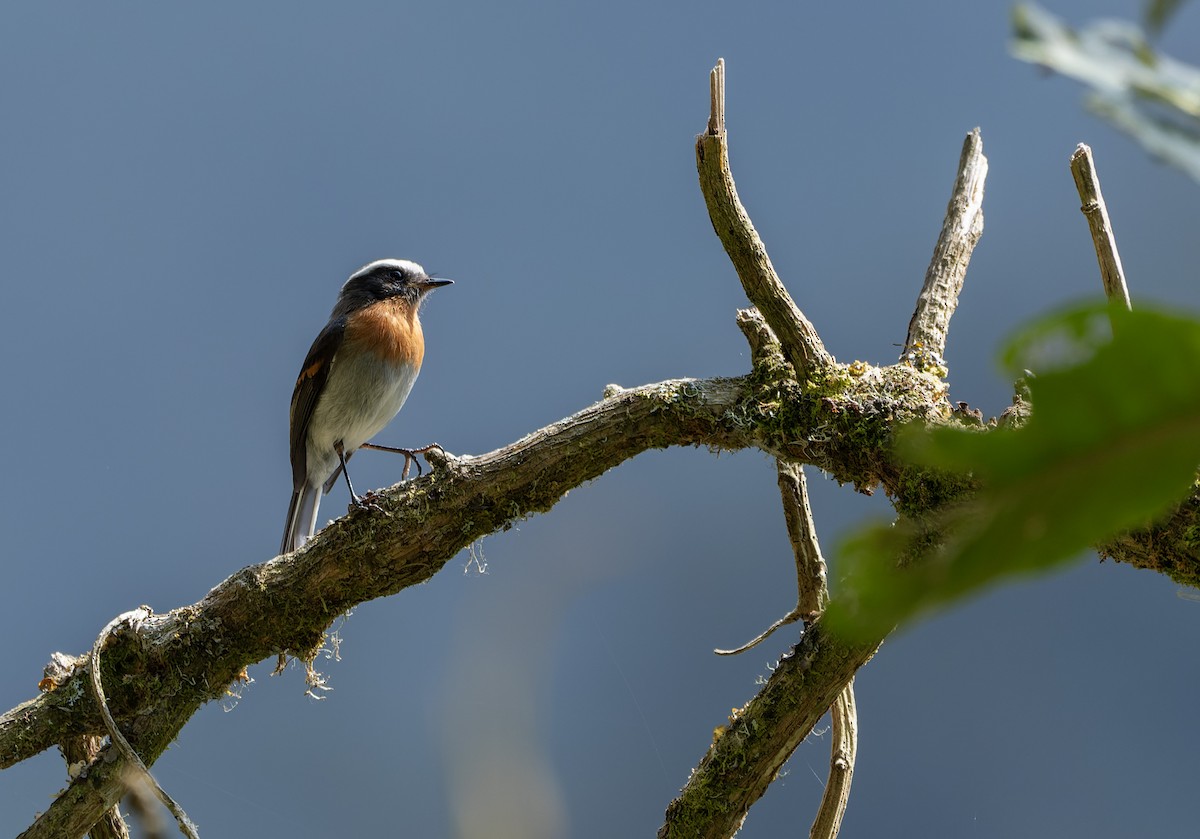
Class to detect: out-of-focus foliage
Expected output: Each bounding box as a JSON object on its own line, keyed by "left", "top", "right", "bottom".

{"left": 1012, "top": 2, "right": 1200, "bottom": 181}
{"left": 1145, "top": 0, "right": 1187, "bottom": 37}
{"left": 830, "top": 304, "right": 1200, "bottom": 639}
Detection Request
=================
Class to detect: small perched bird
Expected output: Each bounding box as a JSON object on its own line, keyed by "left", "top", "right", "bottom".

{"left": 281, "top": 258, "right": 452, "bottom": 554}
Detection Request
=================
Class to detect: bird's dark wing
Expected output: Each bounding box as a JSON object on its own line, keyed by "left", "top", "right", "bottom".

{"left": 289, "top": 316, "right": 346, "bottom": 491}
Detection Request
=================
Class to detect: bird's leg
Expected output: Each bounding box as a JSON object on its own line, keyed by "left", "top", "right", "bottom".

{"left": 360, "top": 442, "right": 442, "bottom": 480}
{"left": 336, "top": 442, "right": 384, "bottom": 512}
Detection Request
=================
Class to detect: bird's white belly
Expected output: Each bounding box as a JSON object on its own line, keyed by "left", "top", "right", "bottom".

{"left": 306, "top": 351, "right": 420, "bottom": 481}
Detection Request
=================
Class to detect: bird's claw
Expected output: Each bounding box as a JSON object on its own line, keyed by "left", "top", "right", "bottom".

{"left": 360, "top": 441, "right": 443, "bottom": 480}
{"left": 350, "top": 492, "right": 387, "bottom": 515}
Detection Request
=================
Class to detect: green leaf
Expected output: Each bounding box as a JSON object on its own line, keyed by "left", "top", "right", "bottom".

{"left": 1010, "top": 3, "right": 1200, "bottom": 183}
{"left": 1145, "top": 0, "right": 1187, "bottom": 38}
{"left": 829, "top": 304, "right": 1200, "bottom": 639}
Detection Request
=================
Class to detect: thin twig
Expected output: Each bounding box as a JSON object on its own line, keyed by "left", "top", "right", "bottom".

{"left": 777, "top": 463, "right": 828, "bottom": 618}
{"left": 903, "top": 128, "right": 987, "bottom": 372}
{"left": 714, "top": 610, "right": 804, "bottom": 656}
{"left": 696, "top": 59, "right": 833, "bottom": 377}
{"left": 1070, "top": 143, "right": 1132, "bottom": 310}
{"left": 122, "top": 770, "right": 171, "bottom": 839}
{"left": 809, "top": 682, "right": 857, "bottom": 839}
{"left": 714, "top": 462, "right": 827, "bottom": 655}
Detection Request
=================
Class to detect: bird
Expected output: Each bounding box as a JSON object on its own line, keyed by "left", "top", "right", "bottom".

{"left": 281, "top": 258, "right": 452, "bottom": 554}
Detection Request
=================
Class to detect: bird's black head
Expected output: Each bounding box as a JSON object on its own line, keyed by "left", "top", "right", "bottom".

{"left": 333, "top": 258, "right": 452, "bottom": 316}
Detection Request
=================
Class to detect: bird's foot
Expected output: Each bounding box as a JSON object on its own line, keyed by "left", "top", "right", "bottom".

{"left": 360, "top": 442, "right": 444, "bottom": 480}
{"left": 349, "top": 490, "right": 387, "bottom": 515}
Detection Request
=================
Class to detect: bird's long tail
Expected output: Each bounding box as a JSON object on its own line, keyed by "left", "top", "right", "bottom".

{"left": 281, "top": 482, "right": 322, "bottom": 554}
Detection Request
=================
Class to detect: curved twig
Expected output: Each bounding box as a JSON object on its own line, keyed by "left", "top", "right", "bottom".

{"left": 714, "top": 608, "right": 804, "bottom": 656}
{"left": 696, "top": 59, "right": 834, "bottom": 377}
{"left": 809, "top": 682, "right": 857, "bottom": 839}
{"left": 777, "top": 462, "right": 829, "bottom": 618}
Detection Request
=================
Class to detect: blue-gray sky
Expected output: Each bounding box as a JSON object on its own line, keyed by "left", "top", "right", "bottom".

{"left": 2, "top": 2, "right": 1198, "bottom": 836}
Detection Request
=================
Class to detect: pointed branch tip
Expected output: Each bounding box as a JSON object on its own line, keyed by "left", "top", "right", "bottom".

{"left": 707, "top": 58, "right": 725, "bottom": 135}
{"left": 903, "top": 128, "right": 988, "bottom": 367}
{"left": 1069, "top": 143, "right": 1131, "bottom": 310}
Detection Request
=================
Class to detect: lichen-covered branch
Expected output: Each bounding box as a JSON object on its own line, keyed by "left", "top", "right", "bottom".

{"left": 4, "top": 310, "right": 1195, "bottom": 834}
{"left": 0, "top": 362, "right": 924, "bottom": 836}
{"left": 55, "top": 695, "right": 129, "bottom": 839}
{"left": 1101, "top": 490, "right": 1200, "bottom": 588}
{"left": 658, "top": 621, "right": 881, "bottom": 839}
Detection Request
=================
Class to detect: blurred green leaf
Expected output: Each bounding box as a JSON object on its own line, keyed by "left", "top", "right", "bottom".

{"left": 1011, "top": 3, "right": 1200, "bottom": 182}
{"left": 1145, "top": 0, "right": 1187, "bottom": 38}
{"left": 830, "top": 304, "right": 1200, "bottom": 639}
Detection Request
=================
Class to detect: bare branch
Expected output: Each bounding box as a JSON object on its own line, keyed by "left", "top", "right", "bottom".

{"left": 696, "top": 59, "right": 834, "bottom": 377}
{"left": 904, "top": 128, "right": 987, "bottom": 369}
{"left": 810, "top": 682, "right": 857, "bottom": 839}
{"left": 1070, "top": 143, "right": 1132, "bottom": 310}
{"left": 778, "top": 462, "right": 829, "bottom": 618}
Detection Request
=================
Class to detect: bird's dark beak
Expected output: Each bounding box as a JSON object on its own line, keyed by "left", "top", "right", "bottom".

{"left": 421, "top": 278, "right": 454, "bottom": 289}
